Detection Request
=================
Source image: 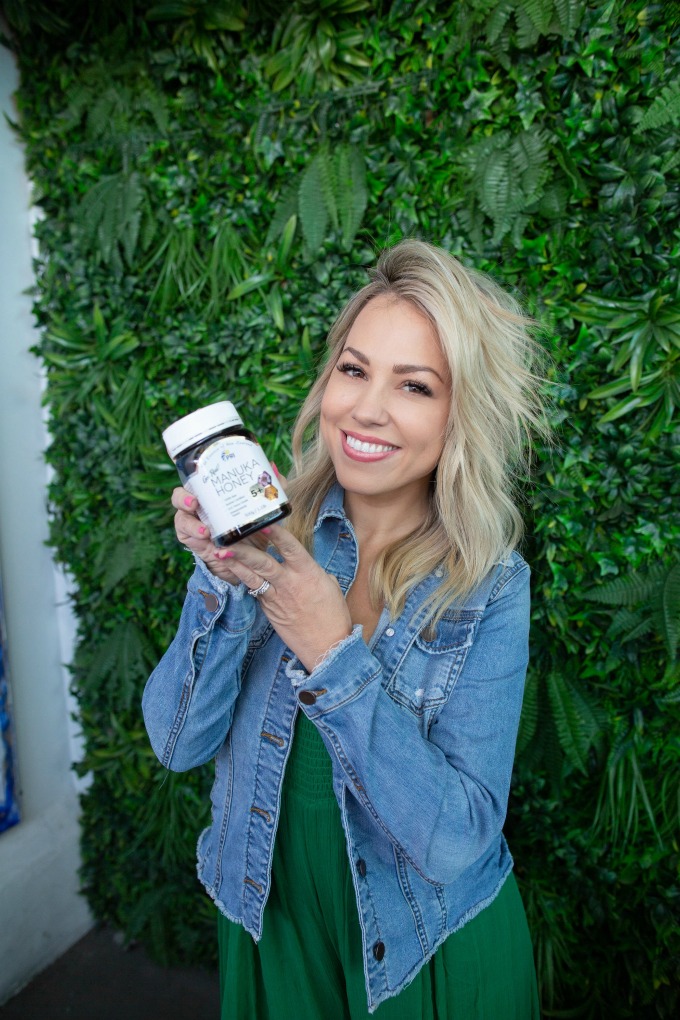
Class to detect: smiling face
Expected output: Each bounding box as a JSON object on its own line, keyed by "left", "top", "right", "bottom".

{"left": 319, "top": 295, "right": 451, "bottom": 517}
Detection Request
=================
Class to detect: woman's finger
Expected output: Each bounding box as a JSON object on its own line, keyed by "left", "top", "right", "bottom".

{"left": 216, "top": 542, "right": 281, "bottom": 582}
{"left": 171, "top": 486, "right": 200, "bottom": 513}
{"left": 260, "top": 523, "right": 309, "bottom": 564}
{"left": 215, "top": 552, "right": 275, "bottom": 596}
{"left": 175, "top": 508, "right": 211, "bottom": 546}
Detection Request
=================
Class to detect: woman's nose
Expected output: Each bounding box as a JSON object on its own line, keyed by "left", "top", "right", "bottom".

{"left": 351, "top": 382, "right": 390, "bottom": 426}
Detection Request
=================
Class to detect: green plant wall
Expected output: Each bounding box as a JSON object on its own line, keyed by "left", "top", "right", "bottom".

{"left": 3, "top": 1, "right": 678, "bottom": 1016}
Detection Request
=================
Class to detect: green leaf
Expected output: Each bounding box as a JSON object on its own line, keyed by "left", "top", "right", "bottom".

{"left": 587, "top": 377, "right": 633, "bottom": 400}
{"left": 265, "top": 284, "right": 285, "bottom": 332}
{"left": 227, "top": 273, "right": 274, "bottom": 300}
{"left": 276, "top": 214, "right": 298, "bottom": 271}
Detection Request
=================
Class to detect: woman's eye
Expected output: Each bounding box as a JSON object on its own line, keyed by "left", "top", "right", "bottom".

{"left": 336, "top": 362, "right": 364, "bottom": 378}
{"left": 403, "top": 380, "right": 433, "bottom": 396}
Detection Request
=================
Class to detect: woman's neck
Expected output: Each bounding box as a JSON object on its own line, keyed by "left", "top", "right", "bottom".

{"left": 343, "top": 489, "right": 429, "bottom": 554}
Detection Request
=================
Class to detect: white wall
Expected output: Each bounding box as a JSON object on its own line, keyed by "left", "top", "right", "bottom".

{"left": 0, "top": 43, "right": 92, "bottom": 1004}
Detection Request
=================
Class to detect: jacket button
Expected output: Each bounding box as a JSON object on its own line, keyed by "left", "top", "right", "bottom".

{"left": 373, "top": 941, "right": 385, "bottom": 961}
{"left": 298, "top": 690, "right": 317, "bottom": 706}
{"left": 202, "top": 591, "right": 219, "bottom": 612}
{"left": 385, "top": 627, "right": 395, "bottom": 637}
{"left": 357, "top": 858, "right": 367, "bottom": 877}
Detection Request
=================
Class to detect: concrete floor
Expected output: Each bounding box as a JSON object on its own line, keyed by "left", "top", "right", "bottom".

{"left": 0, "top": 925, "right": 219, "bottom": 1019}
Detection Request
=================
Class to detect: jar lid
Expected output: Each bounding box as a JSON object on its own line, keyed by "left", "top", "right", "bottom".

{"left": 163, "top": 401, "right": 243, "bottom": 459}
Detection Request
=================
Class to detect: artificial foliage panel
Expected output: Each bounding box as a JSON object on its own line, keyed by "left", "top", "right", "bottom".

{"left": 3, "top": 1, "right": 679, "bottom": 1015}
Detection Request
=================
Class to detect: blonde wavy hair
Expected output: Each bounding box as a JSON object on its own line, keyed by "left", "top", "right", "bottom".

{"left": 285, "top": 239, "right": 547, "bottom": 627}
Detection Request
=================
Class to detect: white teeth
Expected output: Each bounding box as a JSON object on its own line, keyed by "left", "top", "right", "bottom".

{"left": 345, "top": 434, "right": 396, "bottom": 454}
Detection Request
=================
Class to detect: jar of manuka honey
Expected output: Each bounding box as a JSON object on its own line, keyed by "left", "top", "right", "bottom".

{"left": 163, "top": 401, "right": 291, "bottom": 546}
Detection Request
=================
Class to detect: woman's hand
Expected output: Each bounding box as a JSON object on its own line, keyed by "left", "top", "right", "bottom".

{"left": 215, "top": 524, "right": 353, "bottom": 672}
{"left": 171, "top": 486, "right": 268, "bottom": 584}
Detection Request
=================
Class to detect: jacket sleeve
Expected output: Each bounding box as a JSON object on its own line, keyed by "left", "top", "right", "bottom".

{"left": 142, "top": 559, "right": 257, "bottom": 771}
{"left": 287, "top": 559, "right": 530, "bottom": 887}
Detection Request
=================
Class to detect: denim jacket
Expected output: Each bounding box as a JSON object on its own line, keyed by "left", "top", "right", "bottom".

{"left": 142, "top": 484, "right": 530, "bottom": 1013}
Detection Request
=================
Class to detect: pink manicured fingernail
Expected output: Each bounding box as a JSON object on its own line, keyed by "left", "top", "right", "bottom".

{"left": 271, "top": 462, "right": 279, "bottom": 477}
{"left": 184, "top": 496, "right": 194, "bottom": 507}
{"left": 198, "top": 526, "right": 207, "bottom": 535}
{"left": 262, "top": 527, "right": 272, "bottom": 534}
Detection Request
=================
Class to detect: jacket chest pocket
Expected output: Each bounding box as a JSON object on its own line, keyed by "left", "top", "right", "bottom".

{"left": 385, "top": 611, "right": 480, "bottom": 715}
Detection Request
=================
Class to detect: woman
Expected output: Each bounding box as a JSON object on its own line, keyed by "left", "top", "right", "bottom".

{"left": 143, "top": 240, "right": 545, "bottom": 1018}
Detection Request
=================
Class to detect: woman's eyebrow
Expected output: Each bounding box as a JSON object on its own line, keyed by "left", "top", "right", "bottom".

{"left": 393, "top": 362, "right": 445, "bottom": 382}
{"left": 343, "top": 346, "right": 444, "bottom": 382}
{"left": 343, "top": 345, "right": 369, "bottom": 365}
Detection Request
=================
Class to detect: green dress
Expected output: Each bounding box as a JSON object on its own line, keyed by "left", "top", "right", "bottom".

{"left": 218, "top": 711, "right": 540, "bottom": 1019}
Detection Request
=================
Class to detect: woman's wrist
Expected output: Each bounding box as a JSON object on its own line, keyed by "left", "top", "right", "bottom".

{"left": 296, "top": 625, "right": 355, "bottom": 674}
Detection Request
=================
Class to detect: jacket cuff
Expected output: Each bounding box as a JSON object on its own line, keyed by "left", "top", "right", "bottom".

{"left": 187, "top": 560, "right": 255, "bottom": 635}
{"left": 193, "top": 555, "right": 249, "bottom": 599}
{"left": 285, "top": 625, "right": 381, "bottom": 713}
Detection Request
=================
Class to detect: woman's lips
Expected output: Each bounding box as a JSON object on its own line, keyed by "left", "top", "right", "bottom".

{"left": 341, "top": 430, "right": 400, "bottom": 462}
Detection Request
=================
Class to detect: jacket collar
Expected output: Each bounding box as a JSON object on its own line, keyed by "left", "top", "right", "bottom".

{"left": 313, "top": 481, "right": 348, "bottom": 530}
{"left": 311, "top": 480, "right": 500, "bottom": 616}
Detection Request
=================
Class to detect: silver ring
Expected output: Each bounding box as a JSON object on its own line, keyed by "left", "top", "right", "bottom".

{"left": 247, "top": 579, "right": 271, "bottom": 598}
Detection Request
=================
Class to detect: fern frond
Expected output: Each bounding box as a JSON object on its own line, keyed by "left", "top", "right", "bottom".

{"left": 485, "top": 0, "right": 513, "bottom": 45}
{"left": 138, "top": 82, "right": 170, "bottom": 135}
{"left": 538, "top": 183, "right": 568, "bottom": 219}
{"left": 317, "top": 143, "right": 339, "bottom": 231}
{"left": 638, "top": 81, "right": 680, "bottom": 132}
{"left": 553, "top": 0, "right": 584, "bottom": 37}
{"left": 515, "top": 677, "right": 564, "bottom": 791}
{"left": 337, "top": 144, "right": 368, "bottom": 249}
{"left": 546, "top": 671, "right": 603, "bottom": 775}
{"left": 477, "top": 140, "right": 515, "bottom": 235}
{"left": 608, "top": 610, "right": 653, "bottom": 643}
{"left": 516, "top": 669, "right": 539, "bottom": 756}
{"left": 266, "top": 179, "right": 300, "bottom": 246}
{"left": 522, "top": 0, "right": 554, "bottom": 34}
{"left": 512, "top": 129, "right": 550, "bottom": 203}
{"left": 93, "top": 517, "right": 159, "bottom": 596}
{"left": 80, "top": 621, "right": 156, "bottom": 709}
{"left": 515, "top": 6, "right": 541, "bottom": 47}
{"left": 584, "top": 568, "right": 664, "bottom": 606}
{"left": 299, "top": 152, "right": 329, "bottom": 253}
{"left": 661, "top": 563, "right": 680, "bottom": 660}
{"left": 77, "top": 171, "right": 149, "bottom": 271}
{"left": 661, "top": 148, "right": 680, "bottom": 175}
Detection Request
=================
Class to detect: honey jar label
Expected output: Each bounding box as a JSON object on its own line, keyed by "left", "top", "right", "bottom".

{"left": 187, "top": 436, "right": 286, "bottom": 534}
